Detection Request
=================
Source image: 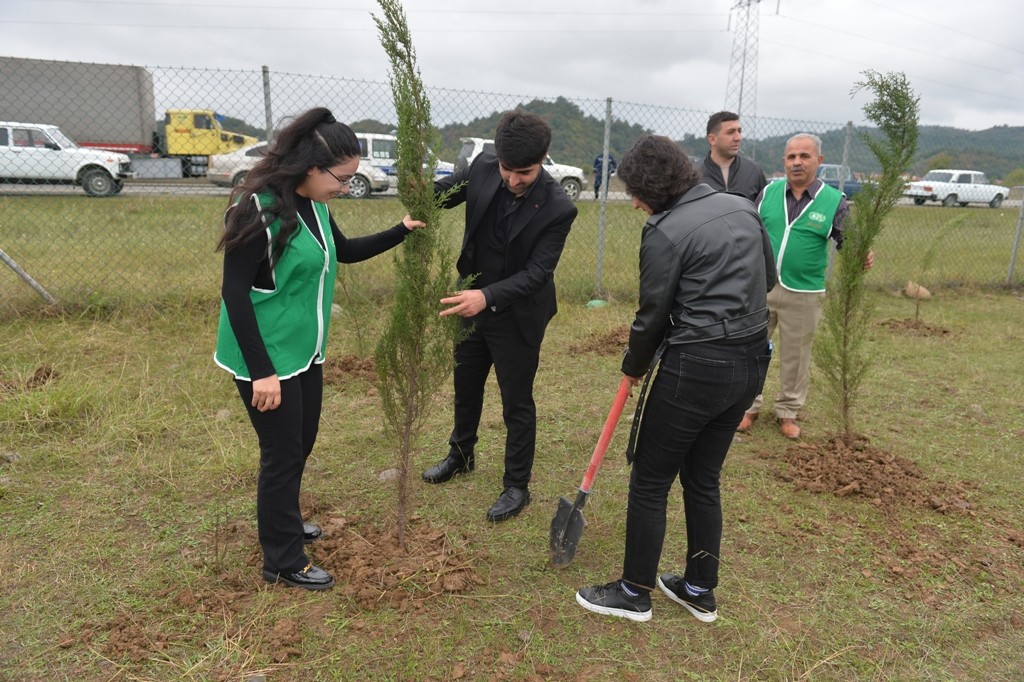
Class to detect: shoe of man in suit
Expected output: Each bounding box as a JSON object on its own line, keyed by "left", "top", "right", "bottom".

{"left": 302, "top": 523, "right": 322, "bottom": 544}
{"left": 422, "top": 453, "right": 475, "bottom": 484}
{"left": 486, "top": 486, "right": 530, "bottom": 522}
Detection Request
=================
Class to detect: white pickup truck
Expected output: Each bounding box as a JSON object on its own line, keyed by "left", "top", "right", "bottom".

{"left": 903, "top": 169, "right": 1009, "bottom": 208}
{"left": 0, "top": 121, "right": 134, "bottom": 196}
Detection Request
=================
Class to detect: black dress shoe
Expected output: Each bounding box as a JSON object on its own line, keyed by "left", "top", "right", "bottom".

{"left": 486, "top": 486, "right": 530, "bottom": 522}
{"left": 263, "top": 563, "right": 334, "bottom": 591}
{"left": 303, "top": 523, "right": 322, "bottom": 544}
{"left": 422, "top": 454, "right": 474, "bottom": 484}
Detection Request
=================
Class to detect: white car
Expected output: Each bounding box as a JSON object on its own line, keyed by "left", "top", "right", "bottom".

{"left": 0, "top": 121, "right": 133, "bottom": 197}
{"left": 354, "top": 131, "right": 454, "bottom": 182}
{"left": 455, "top": 137, "right": 588, "bottom": 201}
{"left": 904, "top": 169, "right": 1009, "bottom": 208}
{"left": 207, "top": 142, "right": 391, "bottom": 199}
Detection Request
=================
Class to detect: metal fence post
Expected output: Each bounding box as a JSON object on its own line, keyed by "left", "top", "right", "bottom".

{"left": 262, "top": 65, "right": 274, "bottom": 144}
{"left": 0, "top": 247, "right": 57, "bottom": 305}
{"left": 590, "top": 97, "right": 613, "bottom": 304}
{"left": 1008, "top": 186, "right": 1024, "bottom": 285}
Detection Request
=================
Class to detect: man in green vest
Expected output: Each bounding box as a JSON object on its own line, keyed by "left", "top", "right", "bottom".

{"left": 737, "top": 133, "right": 873, "bottom": 439}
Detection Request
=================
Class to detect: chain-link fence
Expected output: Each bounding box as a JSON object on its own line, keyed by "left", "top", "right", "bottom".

{"left": 2, "top": 58, "right": 1022, "bottom": 313}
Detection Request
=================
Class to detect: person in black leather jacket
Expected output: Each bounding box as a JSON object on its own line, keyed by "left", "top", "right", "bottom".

{"left": 576, "top": 134, "right": 776, "bottom": 623}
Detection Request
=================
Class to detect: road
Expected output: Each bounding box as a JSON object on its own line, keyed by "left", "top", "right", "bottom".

{"left": 2, "top": 181, "right": 1022, "bottom": 209}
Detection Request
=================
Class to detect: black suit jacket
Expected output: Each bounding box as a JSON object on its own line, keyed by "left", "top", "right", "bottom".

{"left": 435, "top": 153, "right": 577, "bottom": 347}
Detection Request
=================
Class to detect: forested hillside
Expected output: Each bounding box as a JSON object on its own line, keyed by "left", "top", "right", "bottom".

{"left": 343, "top": 96, "right": 1024, "bottom": 183}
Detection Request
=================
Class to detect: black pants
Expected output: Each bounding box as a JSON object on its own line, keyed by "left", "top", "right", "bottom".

{"left": 622, "top": 336, "right": 769, "bottom": 592}
{"left": 236, "top": 364, "right": 322, "bottom": 574}
{"left": 449, "top": 310, "right": 540, "bottom": 489}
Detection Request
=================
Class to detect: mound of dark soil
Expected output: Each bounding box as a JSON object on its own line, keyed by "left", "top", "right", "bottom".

{"left": 569, "top": 325, "right": 630, "bottom": 355}
{"left": 777, "top": 435, "right": 973, "bottom": 514}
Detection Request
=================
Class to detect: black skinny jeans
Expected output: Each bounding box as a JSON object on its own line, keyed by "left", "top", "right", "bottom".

{"left": 236, "top": 363, "right": 322, "bottom": 574}
{"left": 622, "top": 335, "right": 769, "bottom": 593}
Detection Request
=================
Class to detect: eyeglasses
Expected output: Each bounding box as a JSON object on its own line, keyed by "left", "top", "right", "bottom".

{"left": 323, "top": 167, "right": 352, "bottom": 187}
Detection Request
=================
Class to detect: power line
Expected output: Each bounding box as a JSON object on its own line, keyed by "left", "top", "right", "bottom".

{"left": 760, "top": 37, "right": 1024, "bottom": 107}
{"left": 0, "top": 19, "right": 727, "bottom": 33}
{"left": 859, "top": 0, "right": 1024, "bottom": 57}
{"left": 11, "top": 0, "right": 727, "bottom": 18}
{"left": 775, "top": 14, "right": 1024, "bottom": 80}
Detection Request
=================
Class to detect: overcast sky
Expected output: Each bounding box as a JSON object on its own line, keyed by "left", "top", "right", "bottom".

{"left": 3, "top": 0, "right": 1023, "bottom": 131}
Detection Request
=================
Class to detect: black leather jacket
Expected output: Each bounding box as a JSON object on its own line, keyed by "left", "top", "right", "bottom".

{"left": 621, "top": 184, "right": 777, "bottom": 377}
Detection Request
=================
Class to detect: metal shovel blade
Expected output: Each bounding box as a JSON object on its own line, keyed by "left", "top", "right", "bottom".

{"left": 549, "top": 490, "right": 589, "bottom": 568}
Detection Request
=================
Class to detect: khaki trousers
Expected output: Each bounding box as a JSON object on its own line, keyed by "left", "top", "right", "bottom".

{"left": 747, "top": 286, "right": 825, "bottom": 419}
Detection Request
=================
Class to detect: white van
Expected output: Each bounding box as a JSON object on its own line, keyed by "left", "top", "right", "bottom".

{"left": 354, "top": 132, "right": 453, "bottom": 182}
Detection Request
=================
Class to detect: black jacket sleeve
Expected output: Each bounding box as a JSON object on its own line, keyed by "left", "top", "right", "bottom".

{"left": 330, "top": 213, "right": 410, "bottom": 263}
{"left": 621, "top": 226, "right": 681, "bottom": 377}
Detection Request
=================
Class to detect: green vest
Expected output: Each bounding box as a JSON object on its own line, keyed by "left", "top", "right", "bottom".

{"left": 214, "top": 193, "right": 337, "bottom": 380}
{"left": 759, "top": 181, "right": 843, "bottom": 292}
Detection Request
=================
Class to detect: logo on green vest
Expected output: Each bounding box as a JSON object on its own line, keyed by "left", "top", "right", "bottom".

{"left": 808, "top": 211, "right": 828, "bottom": 225}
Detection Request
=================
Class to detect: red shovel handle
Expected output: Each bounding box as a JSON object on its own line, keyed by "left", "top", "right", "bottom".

{"left": 579, "top": 376, "right": 632, "bottom": 494}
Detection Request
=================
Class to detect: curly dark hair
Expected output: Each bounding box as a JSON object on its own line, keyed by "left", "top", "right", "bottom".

{"left": 493, "top": 110, "right": 551, "bottom": 168}
{"left": 616, "top": 135, "right": 700, "bottom": 214}
{"left": 216, "top": 107, "right": 360, "bottom": 258}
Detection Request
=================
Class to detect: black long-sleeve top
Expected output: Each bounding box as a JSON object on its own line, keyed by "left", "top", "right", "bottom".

{"left": 220, "top": 195, "right": 409, "bottom": 380}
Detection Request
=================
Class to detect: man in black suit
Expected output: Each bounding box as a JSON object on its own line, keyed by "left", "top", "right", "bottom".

{"left": 422, "top": 110, "right": 577, "bottom": 522}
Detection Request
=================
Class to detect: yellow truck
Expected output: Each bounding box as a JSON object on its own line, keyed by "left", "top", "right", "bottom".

{"left": 164, "top": 109, "right": 258, "bottom": 177}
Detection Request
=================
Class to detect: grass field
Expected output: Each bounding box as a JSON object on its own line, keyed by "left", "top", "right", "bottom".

{"left": 1, "top": 194, "right": 1022, "bottom": 314}
{"left": 1, "top": 281, "right": 1022, "bottom": 679}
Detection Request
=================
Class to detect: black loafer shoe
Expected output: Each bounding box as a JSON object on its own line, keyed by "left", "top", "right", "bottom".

{"left": 263, "top": 563, "right": 334, "bottom": 591}
{"left": 422, "top": 454, "right": 474, "bottom": 484}
{"left": 486, "top": 486, "right": 530, "bottom": 522}
{"left": 303, "top": 522, "right": 322, "bottom": 544}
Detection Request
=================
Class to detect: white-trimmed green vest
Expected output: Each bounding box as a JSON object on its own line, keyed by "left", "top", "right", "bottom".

{"left": 759, "top": 181, "right": 842, "bottom": 292}
{"left": 214, "top": 193, "right": 337, "bottom": 380}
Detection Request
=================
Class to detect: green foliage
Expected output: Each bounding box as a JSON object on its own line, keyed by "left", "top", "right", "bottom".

{"left": 372, "top": 0, "right": 465, "bottom": 546}
{"left": 813, "top": 71, "right": 920, "bottom": 439}
{"left": 1003, "top": 167, "right": 1024, "bottom": 187}
{"left": 926, "top": 152, "right": 953, "bottom": 171}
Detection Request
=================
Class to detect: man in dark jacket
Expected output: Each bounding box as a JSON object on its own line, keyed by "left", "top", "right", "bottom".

{"left": 422, "top": 111, "right": 577, "bottom": 523}
{"left": 699, "top": 111, "right": 768, "bottom": 202}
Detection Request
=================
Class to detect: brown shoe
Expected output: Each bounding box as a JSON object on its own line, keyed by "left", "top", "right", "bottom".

{"left": 737, "top": 412, "right": 758, "bottom": 432}
{"left": 778, "top": 418, "right": 801, "bottom": 439}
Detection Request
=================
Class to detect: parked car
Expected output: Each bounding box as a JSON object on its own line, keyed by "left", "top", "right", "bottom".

{"left": 817, "top": 163, "right": 865, "bottom": 197}
{"left": 354, "top": 131, "right": 454, "bottom": 182}
{"left": 0, "top": 121, "right": 133, "bottom": 197}
{"left": 455, "top": 137, "right": 588, "bottom": 201}
{"left": 904, "top": 169, "right": 1009, "bottom": 208}
{"left": 206, "top": 142, "right": 391, "bottom": 199}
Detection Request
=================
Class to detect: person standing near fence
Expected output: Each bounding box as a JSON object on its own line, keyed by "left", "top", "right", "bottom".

{"left": 737, "top": 132, "right": 872, "bottom": 440}
{"left": 421, "top": 110, "right": 577, "bottom": 523}
{"left": 593, "top": 152, "right": 617, "bottom": 200}
{"left": 698, "top": 111, "right": 767, "bottom": 202}
{"left": 575, "top": 135, "right": 775, "bottom": 623}
{"left": 214, "top": 107, "right": 423, "bottom": 590}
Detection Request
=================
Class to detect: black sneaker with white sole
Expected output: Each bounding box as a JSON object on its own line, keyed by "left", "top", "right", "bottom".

{"left": 576, "top": 581, "right": 652, "bottom": 622}
{"left": 657, "top": 573, "right": 718, "bottom": 622}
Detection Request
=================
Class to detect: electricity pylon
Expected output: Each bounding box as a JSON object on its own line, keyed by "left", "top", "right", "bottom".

{"left": 724, "top": 0, "right": 762, "bottom": 156}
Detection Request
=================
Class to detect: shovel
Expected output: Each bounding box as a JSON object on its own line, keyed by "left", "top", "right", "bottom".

{"left": 549, "top": 376, "right": 631, "bottom": 568}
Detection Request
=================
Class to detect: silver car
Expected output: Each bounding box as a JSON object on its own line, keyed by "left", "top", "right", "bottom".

{"left": 207, "top": 142, "right": 392, "bottom": 199}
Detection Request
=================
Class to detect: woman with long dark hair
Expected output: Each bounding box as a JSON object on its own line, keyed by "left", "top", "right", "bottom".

{"left": 214, "top": 107, "right": 421, "bottom": 590}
